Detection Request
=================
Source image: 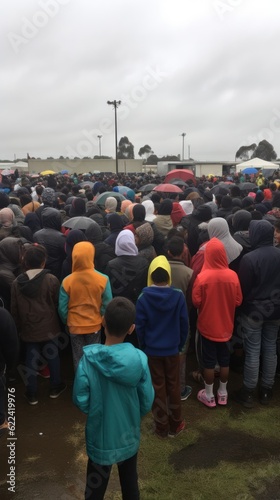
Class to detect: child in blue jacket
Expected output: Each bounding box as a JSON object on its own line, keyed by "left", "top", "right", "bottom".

{"left": 136, "top": 255, "right": 188, "bottom": 438}
{"left": 73, "top": 297, "right": 154, "bottom": 500}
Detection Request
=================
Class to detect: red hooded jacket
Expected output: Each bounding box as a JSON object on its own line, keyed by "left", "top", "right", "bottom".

{"left": 192, "top": 238, "right": 242, "bottom": 342}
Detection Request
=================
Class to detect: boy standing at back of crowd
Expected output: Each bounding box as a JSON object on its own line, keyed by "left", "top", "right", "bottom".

{"left": 73, "top": 297, "right": 154, "bottom": 500}
{"left": 167, "top": 236, "right": 194, "bottom": 401}
{"left": 136, "top": 255, "right": 188, "bottom": 438}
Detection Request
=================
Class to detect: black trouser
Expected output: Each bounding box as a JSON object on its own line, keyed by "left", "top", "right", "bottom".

{"left": 85, "top": 453, "right": 139, "bottom": 500}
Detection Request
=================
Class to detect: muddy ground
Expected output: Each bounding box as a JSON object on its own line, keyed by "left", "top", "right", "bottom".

{"left": 0, "top": 345, "right": 280, "bottom": 500}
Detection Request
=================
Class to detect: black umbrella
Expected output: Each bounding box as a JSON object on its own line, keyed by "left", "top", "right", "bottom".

{"left": 62, "top": 217, "right": 97, "bottom": 231}
{"left": 138, "top": 183, "right": 157, "bottom": 193}
{"left": 240, "top": 182, "right": 257, "bottom": 191}
{"left": 209, "top": 185, "right": 230, "bottom": 196}
{"left": 169, "top": 179, "right": 188, "bottom": 187}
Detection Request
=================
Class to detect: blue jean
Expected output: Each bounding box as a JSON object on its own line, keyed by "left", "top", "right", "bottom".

{"left": 25, "top": 340, "right": 61, "bottom": 395}
{"left": 241, "top": 314, "right": 280, "bottom": 390}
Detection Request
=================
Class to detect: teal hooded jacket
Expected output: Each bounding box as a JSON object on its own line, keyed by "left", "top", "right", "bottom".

{"left": 73, "top": 343, "right": 154, "bottom": 465}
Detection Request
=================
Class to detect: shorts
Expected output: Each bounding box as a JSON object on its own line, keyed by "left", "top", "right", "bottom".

{"left": 200, "top": 333, "right": 231, "bottom": 369}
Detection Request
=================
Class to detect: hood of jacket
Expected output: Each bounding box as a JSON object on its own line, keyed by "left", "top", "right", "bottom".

{"left": 82, "top": 343, "right": 146, "bottom": 387}
{"left": 0, "top": 237, "right": 23, "bottom": 270}
{"left": 208, "top": 217, "right": 242, "bottom": 263}
{"left": 16, "top": 269, "right": 50, "bottom": 297}
{"left": 249, "top": 219, "right": 274, "bottom": 248}
{"left": 201, "top": 237, "right": 228, "bottom": 271}
{"left": 147, "top": 255, "right": 171, "bottom": 286}
{"left": 115, "top": 229, "right": 138, "bottom": 256}
{"left": 65, "top": 229, "right": 87, "bottom": 258}
{"left": 85, "top": 221, "right": 103, "bottom": 244}
{"left": 72, "top": 241, "right": 95, "bottom": 272}
{"left": 41, "top": 207, "right": 62, "bottom": 230}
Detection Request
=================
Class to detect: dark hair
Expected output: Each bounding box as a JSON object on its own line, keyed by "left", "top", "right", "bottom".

{"left": 0, "top": 193, "right": 10, "bottom": 209}
{"left": 23, "top": 244, "right": 47, "bottom": 270}
{"left": 167, "top": 236, "right": 184, "bottom": 257}
{"left": 274, "top": 219, "right": 280, "bottom": 231}
{"left": 104, "top": 297, "right": 135, "bottom": 337}
{"left": 151, "top": 267, "right": 169, "bottom": 284}
{"left": 19, "top": 194, "right": 32, "bottom": 207}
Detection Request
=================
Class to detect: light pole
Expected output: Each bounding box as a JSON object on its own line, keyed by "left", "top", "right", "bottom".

{"left": 97, "top": 135, "right": 102, "bottom": 157}
{"left": 181, "top": 132, "right": 186, "bottom": 161}
{"left": 107, "top": 100, "right": 121, "bottom": 175}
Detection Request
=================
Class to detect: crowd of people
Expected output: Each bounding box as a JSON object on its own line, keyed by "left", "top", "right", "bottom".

{"left": 1, "top": 168, "right": 280, "bottom": 498}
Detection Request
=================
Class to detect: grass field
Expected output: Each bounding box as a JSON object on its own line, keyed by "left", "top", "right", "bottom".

{"left": 72, "top": 364, "right": 280, "bottom": 500}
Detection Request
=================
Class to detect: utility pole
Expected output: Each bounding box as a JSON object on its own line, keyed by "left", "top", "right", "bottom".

{"left": 181, "top": 132, "right": 186, "bottom": 161}
{"left": 97, "top": 135, "right": 102, "bottom": 157}
{"left": 107, "top": 100, "right": 121, "bottom": 175}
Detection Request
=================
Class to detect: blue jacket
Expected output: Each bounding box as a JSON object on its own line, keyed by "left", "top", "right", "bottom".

{"left": 73, "top": 343, "right": 154, "bottom": 465}
{"left": 136, "top": 286, "right": 188, "bottom": 356}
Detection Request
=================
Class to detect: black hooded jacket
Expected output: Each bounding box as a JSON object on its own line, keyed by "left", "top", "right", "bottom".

{"left": 85, "top": 223, "right": 115, "bottom": 273}
{"left": 238, "top": 220, "right": 280, "bottom": 319}
{"left": 33, "top": 208, "right": 66, "bottom": 280}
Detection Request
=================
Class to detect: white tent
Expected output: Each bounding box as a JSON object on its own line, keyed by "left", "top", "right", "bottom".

{"left": 236, "top": 157, "right": 279, "bottom": 172}
{"left": 14, "top": 161, "right": 28, "bottom": 169}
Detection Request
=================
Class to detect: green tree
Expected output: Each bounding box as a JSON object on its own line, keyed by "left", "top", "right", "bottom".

{"left": 252, "top": 140, "right": 277, "bottom": 161}
{"left": 117, "top": 136, "right": 134, "bottom": 159}
{"left": 235, "top": 144, "right": 256, "bottom": 160}
{"left": 138, "top": 145, "right": 153, "bottom": 162}
{"left": 146, "top": 154, "right": 159, "bottom": 165}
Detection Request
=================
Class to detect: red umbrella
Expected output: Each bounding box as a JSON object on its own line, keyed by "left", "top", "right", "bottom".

{"left": 153, "top": 183, "right": 183, "bottom": 193}
{"left": 164, "top": 169, "right": 196, "bottom": 185}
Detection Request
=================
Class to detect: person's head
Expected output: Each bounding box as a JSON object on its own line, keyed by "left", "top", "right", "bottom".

{"left": 19, "top": 193, "right": 32, "bottom": 208}
{"left": 132, "top": 203, "right": 146, "bottom": 222}
{"left": 23, "top": 243, "right": 47, "bottom": 270}
{"left": 0, "top": 192, "right": 10, "bottom": 209}
{"left": 167, "top": 236, "right": 184, "bottom": 260}
{"left": 105, "top": 196, "right": 117, "bottom": 213}
{"left": 103, "top": 297, "right": 135, "bottom": 340}
{"left": 274, "top": 219, "right": 280, "bottom": 245}
{"left": 158, "top": 199, "right": 173, "bottom": 216}
{"left": 148, "top": 255, "right": 171, "bottom": 286}
{"left": 69, "top": 197, "right": 86, "bottom": 217}
{"left": 42, "top": 187, "right": 55, "bottom": 206}
{"left": 0, "top": 207, "right": 16, "bottom": 228}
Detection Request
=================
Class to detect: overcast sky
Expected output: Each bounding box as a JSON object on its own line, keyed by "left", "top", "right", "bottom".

{"left": 1, "top": 0, "right": 280, "bottom": 162}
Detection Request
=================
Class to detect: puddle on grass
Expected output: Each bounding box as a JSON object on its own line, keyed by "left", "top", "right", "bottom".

{"left": 169, "top": 429, "right": 280, "bottom": 470}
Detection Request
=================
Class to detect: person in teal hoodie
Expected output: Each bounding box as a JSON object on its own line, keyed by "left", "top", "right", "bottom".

{"left": 73, "top": 297, "right": 154, "bottom": 500}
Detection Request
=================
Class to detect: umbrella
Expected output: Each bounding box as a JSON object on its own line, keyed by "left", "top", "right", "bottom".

{"left": 209, "top": 185, "right": 230, "bottom": 195}
{"left": 138, "top": 183, "right": 157, "bottom": 193}
{"left": 164, "top": 169, "right": 196, "bottom": 185}
{"left": 169, "top": 179, "right": 188, "bottom": 187}
{"left": 240, "top": 182, "right": 257, "bottom": 191}
{"left": 40, "top": 170, "right": 56, "bottom": 176}
{"left": 1, "top": 169, "right": 14, "bottom": 175}
{"left": 79, "top": 181, "right": 95, "bottom": 188}
{"left": 60, "top": 169, "right": 69, "bottom": 175}
{"left": 62, "top": 217, "right": 97, "bottom": 231}
{"left": 242, "top": 167, "right": 258, "bottom": 175}
{"left": 94, "top": 191, "right": 126, "bottom": 207}
{"left": 114, "top": 186, "right": 135, "bottom": 200}
{"left": 153, "top": 183, "right": 183, "bottom": 193}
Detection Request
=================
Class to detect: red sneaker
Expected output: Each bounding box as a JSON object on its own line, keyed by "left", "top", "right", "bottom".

{"left": 168, "top": 420, "right": 186, "bottom": 438}
{"left": 37, "top": 366, "right": 50, "bottom": 379}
